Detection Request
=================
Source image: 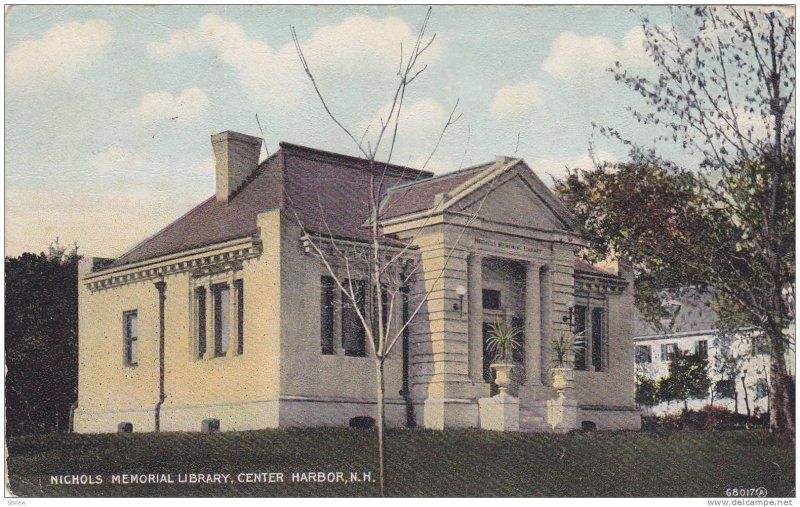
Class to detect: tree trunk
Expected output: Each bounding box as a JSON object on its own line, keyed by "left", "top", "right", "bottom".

{"left": 741, "top": 375, "right": 751, "bottom": 419}
{"left": 376, "top": 357, "right": 386, "bottom": 496}
{"left": 763, "top": 26, "right": 793, "bottom": 431}
{"left": 766, "top": 323, "right": 794, "bottom": 431}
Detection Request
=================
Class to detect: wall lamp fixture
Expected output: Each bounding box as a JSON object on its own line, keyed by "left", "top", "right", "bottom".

{"left": 454, "top": 285, "right": 467, "bottom": 318}
{"left": 561, "top": 296, "right": 576, "bottom": 330}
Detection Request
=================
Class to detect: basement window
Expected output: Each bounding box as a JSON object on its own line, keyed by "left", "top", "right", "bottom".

{"left": 202, "top": 418, "right": 220, "bottom": 433}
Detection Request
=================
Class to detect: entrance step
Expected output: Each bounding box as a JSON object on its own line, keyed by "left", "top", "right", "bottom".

{"left": 519, "top": 408, "right": 551, "bottom": 432}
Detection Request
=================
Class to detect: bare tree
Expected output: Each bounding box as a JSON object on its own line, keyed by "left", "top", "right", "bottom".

{"left": 287, "top": 8, "right": 497, "bottom": 495}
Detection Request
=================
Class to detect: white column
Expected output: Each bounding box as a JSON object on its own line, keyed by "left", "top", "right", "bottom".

{"left": 539, "top": 266, "right": 552, "bottom": 384}
{"left": 525, "top": 262, "right": 542, "bottom": 386}
{"left": 468, "top": 254, "right": 483, "bottom": 382}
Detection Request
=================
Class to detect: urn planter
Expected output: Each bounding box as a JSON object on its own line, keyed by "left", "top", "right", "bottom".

{"left": 491, "top": 362, "right": 515, "bottom": 395}
{"left": 551, "top": 367, "right": 575, "bottom": 399}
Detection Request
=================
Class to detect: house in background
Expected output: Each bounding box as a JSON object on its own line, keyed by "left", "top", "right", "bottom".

{"left": 633, "top": 290, "right": 793, "bottom": 416}
{"left": 74, "top": 130, "right": 640, "bottom": 434}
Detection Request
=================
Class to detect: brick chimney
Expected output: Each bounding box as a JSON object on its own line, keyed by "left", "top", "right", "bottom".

{"left": 211, "top": 131, "right": 262, "bottom": 203}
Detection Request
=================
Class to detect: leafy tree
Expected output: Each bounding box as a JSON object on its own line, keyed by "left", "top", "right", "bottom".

{"left": 635, "top": 374, "right": 659, "bottom": 409}
{"left": 5, "top": 241, "right": 80, "bottom": 435}
{"left": 556, "top": 6, "right": 795, "bottom": 431}
{"left": 658, "top": 350, "right": 712, "bottom": 412}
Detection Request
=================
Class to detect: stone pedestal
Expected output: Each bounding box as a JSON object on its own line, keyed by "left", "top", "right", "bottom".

{"left": 421, "top": 398, "right": 479, "bottom": 429}
{"left": 546, "top": 397, "right": 578, "bottom": 432}
{"left": 478, "top": 393, "right": 519, "bottom": 431}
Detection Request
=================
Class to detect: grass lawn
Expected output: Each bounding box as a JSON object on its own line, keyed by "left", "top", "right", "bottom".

{"left": 6, "top": 428, "right": 795, "bottom": 497}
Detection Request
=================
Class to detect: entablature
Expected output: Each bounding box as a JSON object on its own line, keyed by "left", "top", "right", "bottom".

{"left": 83, "top": 236, "right": 262, "bottom": 292}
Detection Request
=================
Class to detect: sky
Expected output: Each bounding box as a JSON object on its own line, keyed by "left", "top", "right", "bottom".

{"left": 1, "top": 5, "right": 780, "bottom": 258}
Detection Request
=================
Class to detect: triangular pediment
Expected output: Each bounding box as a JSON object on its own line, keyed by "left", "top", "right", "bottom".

{"left": 458, "top": 175, "right": 564, "bottom": 229}
{"left": 449, "top": 161, "right": 580, "bottom": 233}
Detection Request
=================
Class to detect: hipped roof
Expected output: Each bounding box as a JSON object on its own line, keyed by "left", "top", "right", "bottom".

{"left": 110, "top": 141, "right": 616, "bottom": 280}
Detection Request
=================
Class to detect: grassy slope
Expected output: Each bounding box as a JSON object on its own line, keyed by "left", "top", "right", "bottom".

{"left": 6, "top": 428, "right": 795, "bottom": 497}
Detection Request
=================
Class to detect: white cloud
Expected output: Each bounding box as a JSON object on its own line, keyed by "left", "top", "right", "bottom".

{"left": 132, "top": 88, "right": 209, "bottom": 124}
{"left": 6, "top": 20, "right": 112, "bottom": 89}
{"left": 542, "top": 27, "right": 650, "bottom": 80}
{"left": 147, "top": 14, "right": 438, "bottom": 106}
{"left": 530, "top": 150, "right": 617, "bottom": 185}
{"left": 146, "top": 29, "right": 203, "bottom": 60}
{"left": 490, "top": 81, "right": 546, "bottom": 120}
{"left": 360, "top": 97, "right": 448, "bottom": 140}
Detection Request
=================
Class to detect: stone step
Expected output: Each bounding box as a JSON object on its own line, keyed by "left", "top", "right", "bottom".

{"left": 519, "top": 412, "right": 552, "bottom": 432}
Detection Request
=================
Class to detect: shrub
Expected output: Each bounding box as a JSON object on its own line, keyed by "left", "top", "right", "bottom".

{"left": 650, "top": 406, "right": 769, "bottom": 431}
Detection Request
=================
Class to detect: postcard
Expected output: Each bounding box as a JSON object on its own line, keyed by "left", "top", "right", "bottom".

{"left": 4, "top": 4, "right": 796, "bottom": 501}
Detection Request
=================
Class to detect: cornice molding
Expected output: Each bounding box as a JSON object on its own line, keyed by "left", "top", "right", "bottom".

{"left": 574, "top": 272, "right": 628, "bottom": 294}
{"left": 83, "top": 237, "right": 262, "bottom": 292}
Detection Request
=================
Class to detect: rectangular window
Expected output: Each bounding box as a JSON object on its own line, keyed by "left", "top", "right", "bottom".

{"left": 635, "top": 344, "right": 652, "bottom": 364}
{"left": 196, "top": 287, "right": 207, "bottom": 358}
{"left": 591, "top": 308, "right": 604, "bottom": 372}
{"left": 213, "top": 283, "right": 230, "bottom": 357}
{"left": 320, "top": 276, "right": 336, "bottom": 355}
{"left": 482, "top": 289, "right": 501, "bottom": 310}
{"left": 123, "top": 311, "right": 138, "bottom": 367}
{"left": 573, "top": 306, "right": 587, "bottom": 370}
{"left": 751, "top": 335, "right": 770, "bottom": 355}
{"left": 660, "top": 343, "right": 678, "bottom": 361}
{"left": 716, "top": 379, "right": 736, "bottom": 399}
{"left": 695, "top": 339, "right": 708, "bottom": 358}
{"left": 342, "top": 279, "right": 367, "bottom": 357}
{"left": 755, "top": 378, "right": 769, "bottom": 398}
{"left": 236, "top": 280, "right": 244, "bottom": 355}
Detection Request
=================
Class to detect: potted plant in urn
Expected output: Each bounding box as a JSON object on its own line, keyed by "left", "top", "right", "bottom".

{"left": 485, "top": 320, "right": 522, "bottom": 395}
{"left": 550, "top": 330, "right": 585, "bottom": 398}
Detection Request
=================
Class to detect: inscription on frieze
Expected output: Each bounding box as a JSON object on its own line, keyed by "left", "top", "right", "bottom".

{"left": 474, "top": 237, "right": 542, "bottom": 254}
